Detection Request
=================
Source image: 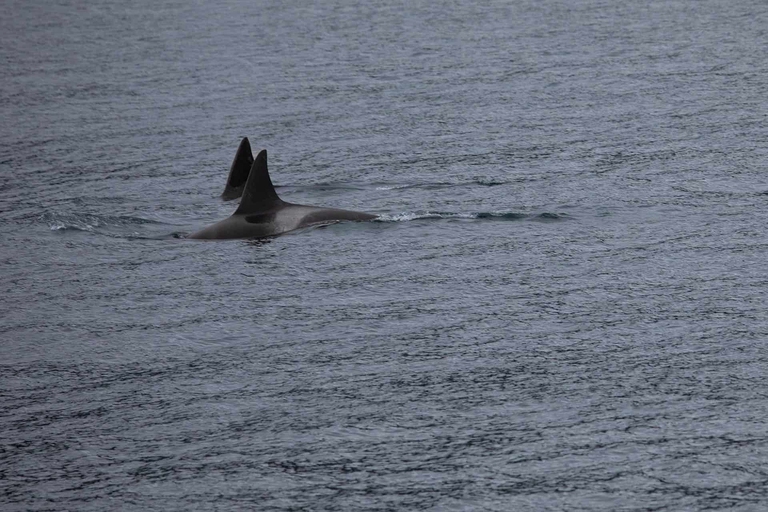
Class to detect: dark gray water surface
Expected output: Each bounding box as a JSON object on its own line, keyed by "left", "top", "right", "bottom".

{"left": 2, "top": 0, "right": 768, "bottom": 510}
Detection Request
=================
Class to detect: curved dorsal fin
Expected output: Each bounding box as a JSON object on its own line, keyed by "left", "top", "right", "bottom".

{"left": 235, "top": 149, "right": 282, "bottom": 214}
{"left": 221, "top": 137, "right": 254, "bottom": 200}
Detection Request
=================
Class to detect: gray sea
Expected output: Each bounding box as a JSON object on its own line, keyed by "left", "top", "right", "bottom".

{"left": 2, "top": 0, "right": 768, "bottom": 510}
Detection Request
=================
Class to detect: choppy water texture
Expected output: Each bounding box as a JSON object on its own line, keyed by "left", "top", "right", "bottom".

{"left": 2, "top": 0, "right": 768, "bottom": 510}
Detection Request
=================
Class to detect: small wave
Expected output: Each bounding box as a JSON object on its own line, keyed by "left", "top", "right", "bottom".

{"left": 372, "top": 182, "right": 454, "bottom": 191}
{"left": 50, "top": 223, "right": 94, "bottom": 232}
{"left": 475, "top": 212, "right": 528, "bottom": 220}
{"left": 375, "top": 211, "right": 557, "bottom": 222}
{"left": 373, "top": 179, "right": 508, "bottom": 191}
{"left": 533, "top": 212, "right": 568, "bottom": 221}
{"left": 474, "top": 179, "right": 507, "bottom": 187}
{"left": 673, "top": 186, "right": 768, "bottom": 198}
{"left": 375, "top": 184, "right": 413, "bottom": 191}
{"left": 121, "top": 232, "right": 189, "bottom": 241}
{"left": 42, "top": 212, "right": 167, "bottom": 237}
{"left": 281, "top": 183, "right": 365, "bottom": 192}
{"left": 375, "top": 212, "right": 468, "bottom": 222}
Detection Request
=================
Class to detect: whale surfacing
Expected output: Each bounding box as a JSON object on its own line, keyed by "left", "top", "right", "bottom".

{"left": 190, "top": 149, "right": 376, "bottom": 240}
{"left": 221, "top": 137, "right": 254, "bottom": 200}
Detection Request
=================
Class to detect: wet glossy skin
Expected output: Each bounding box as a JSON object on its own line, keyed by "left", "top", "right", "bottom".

{"left": 220, "top": 137, "right": 254, "bottom": 201}
{"left": 189, "top": 202, "right": 376, "bottom": 240}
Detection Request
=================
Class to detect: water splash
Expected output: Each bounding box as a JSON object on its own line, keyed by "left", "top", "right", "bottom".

{"left": 375, "top": 211, "right": 567, "bottom": 222}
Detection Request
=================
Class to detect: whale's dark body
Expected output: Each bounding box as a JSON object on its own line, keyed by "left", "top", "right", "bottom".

{"left": 190, "top": 149, "right": 376, "bottom": 240}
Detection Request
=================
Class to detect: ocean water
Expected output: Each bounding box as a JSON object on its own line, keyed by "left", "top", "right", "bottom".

{"left": 2, "top": 0, "right": 768, "bottom": 509}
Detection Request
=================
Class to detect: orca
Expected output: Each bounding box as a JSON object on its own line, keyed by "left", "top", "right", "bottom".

{"left": 221, "top": 137, "right": 254, "bottom": 200}
{"left": 189, "top": 149, "right": 377, "bottom": 240}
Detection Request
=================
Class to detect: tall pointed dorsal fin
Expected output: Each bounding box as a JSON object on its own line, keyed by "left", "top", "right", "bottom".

{"left": 221, "top": 137, "right": 254, "bottom": 200}
{"left": 235, "top": 149, "right": 282, "bottom": 214}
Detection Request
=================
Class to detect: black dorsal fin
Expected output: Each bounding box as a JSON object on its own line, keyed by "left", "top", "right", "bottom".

{"left": 221, "top": 137, "right": 254, "bottom": 200}
{"left": 235, "top": 149, "right": 283, "bottom": 214}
